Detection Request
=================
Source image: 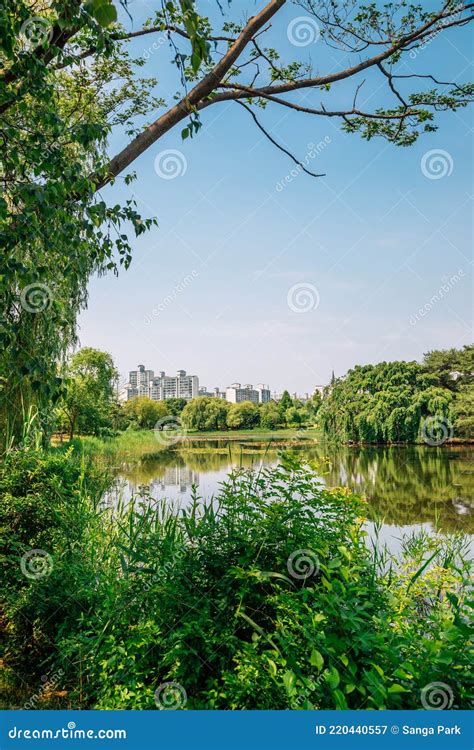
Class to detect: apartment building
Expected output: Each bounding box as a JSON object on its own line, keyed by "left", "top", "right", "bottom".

{"left": 198, "top": 386, "right": 227, "bottom": 399}
{"left": 225, "top": 383, "right": 271, "bottom": 404}
{"left": 126, "top": 365, "right": 199, "bottom": 401}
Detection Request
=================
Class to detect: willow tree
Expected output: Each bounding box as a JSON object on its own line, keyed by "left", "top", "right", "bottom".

{"left": 1, "top": 0, "right": 473, "bottom": 438}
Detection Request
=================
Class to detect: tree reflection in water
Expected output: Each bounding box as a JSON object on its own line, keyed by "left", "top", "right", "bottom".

{"left": 111, "top": 441, "right": 473, "bottom": 534}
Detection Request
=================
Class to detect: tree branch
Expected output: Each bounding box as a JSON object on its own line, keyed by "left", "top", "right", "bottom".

{"left": 93, "top": 0, "right": 287, "bottom": 190}
{"left": 235, "top": 100, "right": 325, "bottom": 177}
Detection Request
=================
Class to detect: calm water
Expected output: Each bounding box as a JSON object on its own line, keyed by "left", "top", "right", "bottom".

{"left": 108, "top": 439, "right": 473, "bottom": 553}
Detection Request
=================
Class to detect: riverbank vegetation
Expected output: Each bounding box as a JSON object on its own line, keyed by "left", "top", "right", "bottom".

{"left": 1, "top": 446, "right": 472, "bottom": 709}
{"left": 50, "top": 344, "right": 473, "bottom": 448}
{"left": 53, "top": 350, "right": 322, "bottom": 440}
{"left": 320, "top": 345, "right": 473, "bottom": 444}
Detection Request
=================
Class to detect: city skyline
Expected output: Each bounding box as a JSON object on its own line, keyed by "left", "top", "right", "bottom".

{"left": 122, "top": 365, "right": 278, "bottom": 403}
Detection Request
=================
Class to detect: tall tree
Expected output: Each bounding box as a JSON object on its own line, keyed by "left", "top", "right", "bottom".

{"left": 181, "top": 397, "right": 230, "bottom": 430}
{"left": 1, "top": 0, "right": 473, "bottom": 437}
{"left": 423, "top": 345, "right": 474, "bottom": 390}
{"left": 122, "top": 396, "right": 170, "bottom": 430}
{"left": 319, "top": 360, "right": 454, "bottom": 443}
{"left": 278, "top": 390, "right": 293, "bottom": 420}
{"left": 57, "top": 347, "right": 118, "bottom": 440}
{"left": 227, "top": 401, "right": 260, "bottom": 429}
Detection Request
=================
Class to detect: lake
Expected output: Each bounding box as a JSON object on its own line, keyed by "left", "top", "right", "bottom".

{"left": 107, "top": 438, "right": 473, "bottom": 554}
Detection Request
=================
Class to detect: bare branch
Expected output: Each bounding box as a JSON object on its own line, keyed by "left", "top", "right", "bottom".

{"left": 235, "top": 100, "right": 325, "bottom": 177}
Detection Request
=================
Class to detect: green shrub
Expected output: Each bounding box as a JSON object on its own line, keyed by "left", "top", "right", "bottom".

{"left": 1, "top": 449, "right": 472, "bottom": 709}
{"left": 0, "top": 447, "right": 107, "bottom": 682}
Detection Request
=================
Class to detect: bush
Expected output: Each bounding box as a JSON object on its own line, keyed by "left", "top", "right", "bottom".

{"left": 0, "top": 447, "right": 108, "bottom": 687}
{"left": 1, "top": 450, "right": 472, "bottom": 709}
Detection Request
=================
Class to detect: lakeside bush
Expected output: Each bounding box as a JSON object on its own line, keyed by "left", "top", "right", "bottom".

{"left": 1, "top": 449, "right": 472, "bottom": 709}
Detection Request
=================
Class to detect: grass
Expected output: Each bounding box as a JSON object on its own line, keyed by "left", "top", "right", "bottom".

{"left": 60, "top": 431, "right": 174, "bottom": 466}
{"left": 55, "top": 428, "right": 322, "bottom": 468}
{"left": 182, "top": 427, "right": 322, "bottom": 440}
{"left": 1, "top": 447, "right": 472, "bottom": 710}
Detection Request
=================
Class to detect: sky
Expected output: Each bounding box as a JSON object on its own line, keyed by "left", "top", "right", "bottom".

{"left": 77, "top": 0, "right": 473, "bottom": 394}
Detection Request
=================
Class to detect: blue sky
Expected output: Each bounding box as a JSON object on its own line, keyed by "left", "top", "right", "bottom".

{"left": 78, "top": 1, "right": 473, "bottom": 394}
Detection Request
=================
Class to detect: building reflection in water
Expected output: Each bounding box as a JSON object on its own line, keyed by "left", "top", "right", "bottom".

{"left": 152, "top": 466, "right": 200, "bottom": 494}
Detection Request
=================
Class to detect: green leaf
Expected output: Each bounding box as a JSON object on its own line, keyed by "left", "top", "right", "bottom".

{"left": 282, "top": 670, "right": 296, "bottom": 695}
{"left": 387, "top": 684, "right": 408, "bottom": 694}
{"left": 310, "top": 649, "right": 324, "bottom": 671}
{"left": 267, "top": 659, "right": 278, "bottom": 677}
{"left": 89, "top": 0, "right": 118, "bottom": 27}
{"left": 325, "top": 666, "right": 340, "bottom": 689}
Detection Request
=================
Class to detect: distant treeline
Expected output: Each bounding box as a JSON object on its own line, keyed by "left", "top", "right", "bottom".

{"left": 319, "top": 345, "right": 473, "bottom": 443}
{"left": 55, "top": 345, "right": 473, "bottom": 443}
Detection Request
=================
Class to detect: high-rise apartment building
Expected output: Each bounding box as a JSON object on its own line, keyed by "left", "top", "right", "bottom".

{"left": 125, "top": 367, "right": 271, "bottom": 404}
{"left": 225, "top": 383, "right": 271, "bottom": 404}
{"left": 125, "top": 366, "right": 199, "bottom": 401}
{"left": 198, "top": 386, "right": 226, "bottom": 399}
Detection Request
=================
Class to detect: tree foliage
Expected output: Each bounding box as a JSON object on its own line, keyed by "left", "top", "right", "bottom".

{"left": 56, "top": 347, "right": 118, "bottom": 439}
{"left": 227, "top": 401, "right": 260, "bottom": 429}
{"left": 320, "top": 359, "right": 455, "bottom": 443}
{"left": 181, "top": 396, "right": 230, "bottom": 431}
{"left": 423, "top": 345, "right": 474, "bottom": 390}
{"left": 1, "top": 0, "right": 472, "bottom": 438}
{"left": 122, "top": 396, "right": 170, "bottom": 430}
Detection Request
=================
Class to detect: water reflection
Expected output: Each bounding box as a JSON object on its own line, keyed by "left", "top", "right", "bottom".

{"left": 110, "top": 440, "right": 473, "bottom": 535}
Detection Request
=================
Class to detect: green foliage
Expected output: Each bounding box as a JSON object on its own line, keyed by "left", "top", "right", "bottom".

{"left": 178, "top": 394, "right": 317, "bottom": 432}
{"left": 1, "top": 450, "right": 471, "bottom": 709}
{"left": 320, "top": 359, "right": 455, "bottom": 443}
{"left": 259, "top": 402, "right": 283, "bottom": 430}
{"left": 56, "top": 347, "right": 118, "bottom": 439}
{"left": 285, "top": 405, "right": 305, "bottom": 427}
{"left": 122, "top": 397, "right": 170, "bottom": 430}
{"left": 181, "top": 397, "right": 230, "bottom": 431}
{"left": 0, "top": 445, "right": 108, "bottom": 676}
{"left": 226, "top": 401, "right": 260, "bottom": 430}
{"left": 0, "top": 0, "right": 159, "bottom": 439}
{"left": 278, "top": 390, "right": 293, "bottom": 419}
{"left": 451, "top": 384, "right": 474, "bottom": 439}
{"left": 320, "top": 348, "right": 473, "bottom": 443}
{"left": 165, "top": 398, "right": 188, "bottom": 416}
{"left": 423, "top": 345, "right": 474, "bottom": 390}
